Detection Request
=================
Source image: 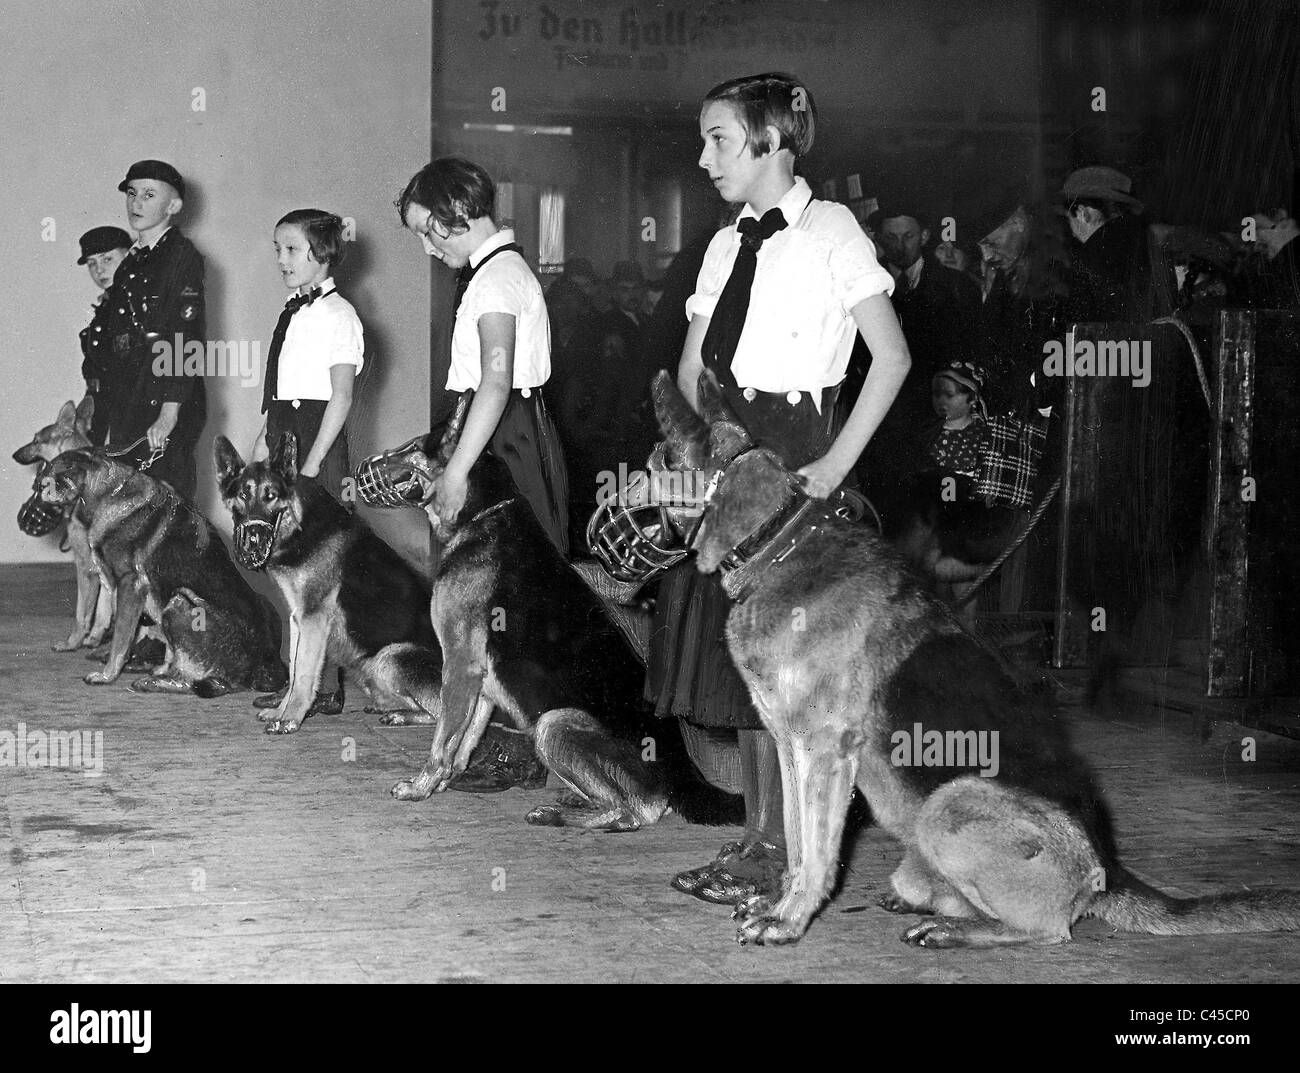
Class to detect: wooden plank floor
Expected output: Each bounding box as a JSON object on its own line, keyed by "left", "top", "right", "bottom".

{"left": 2, "top": 563, "right": 1298, "bottom": 983}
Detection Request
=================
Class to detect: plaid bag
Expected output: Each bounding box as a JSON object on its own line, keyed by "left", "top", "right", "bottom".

{"left": 976, "top": 412, "right": 1050, "bottom": 510}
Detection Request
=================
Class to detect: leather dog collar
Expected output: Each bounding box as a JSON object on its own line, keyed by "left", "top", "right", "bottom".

{"left": 691, "top": 447, "right": 875, "bottom": 602}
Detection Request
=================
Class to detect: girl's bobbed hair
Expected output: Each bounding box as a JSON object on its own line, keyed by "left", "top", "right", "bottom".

{"left": 276, "top": 209, "right": 346, "bottom": 267}
{"left": 396, "top": 157, "right": 496, "bottom": 235}
{"left": 703, "top": 72, "right": 816, "bottom": 159}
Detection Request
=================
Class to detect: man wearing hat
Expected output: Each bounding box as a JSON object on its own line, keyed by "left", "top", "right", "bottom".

{"left": 96, "top": 160, "right": 207, "bottom": 499}
{"left": 856, "top": 207, "right": 982, "bottom": 524}
{"left": 1060, "top": 165, "right": 1151, "bottom": 322}
{"left": 77, "top": 226, "right": 134, "bottom": 446}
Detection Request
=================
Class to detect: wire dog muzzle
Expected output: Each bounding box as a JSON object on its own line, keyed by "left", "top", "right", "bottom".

{"left": 17, "top": 464, "right": 69, "bottom": 537}
{"left": 233, "top": 516, "right": 278, "bottom": 571}
{"left": 354, "top": 436, "right": 437, "bottom": 509}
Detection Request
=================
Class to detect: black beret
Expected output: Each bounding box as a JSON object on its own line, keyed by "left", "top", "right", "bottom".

{"left": 118, "top": 159, "right": 185, "bottom": 199}
{"left": 77, "top": 226, "right": 134, "bottom": 264}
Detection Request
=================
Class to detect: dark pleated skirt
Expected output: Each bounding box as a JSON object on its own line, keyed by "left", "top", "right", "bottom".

{"left": 486, "top": 388, "right": 570, "bottom": 559}
{"left": 267, "top": 399, "right": 351, "bottom": 507}
{"left": 646, "top": 383, "right": 842, "bottom": 729}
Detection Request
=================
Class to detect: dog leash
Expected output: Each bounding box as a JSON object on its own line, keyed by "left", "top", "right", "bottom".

{"left": 104, "top": 435, "right": 166, "bottom": 471}
{"left": 952, "top": 476, "right": 1062, "bottom": 609}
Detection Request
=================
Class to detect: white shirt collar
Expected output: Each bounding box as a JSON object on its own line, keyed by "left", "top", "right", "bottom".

{"left": 738, "top": 176, "right": 813, "bottom": 228}
{"left": 131, "top": 225, "right": 171, "bottom": 252}
{"left": 904, "top": 256, "right": 925, "bottom": 290}
{"left": 469, "top": 228, "right": 515, "bottom": 269}
{"left": 293, "top": 276, "right": 336, "bottom": 303}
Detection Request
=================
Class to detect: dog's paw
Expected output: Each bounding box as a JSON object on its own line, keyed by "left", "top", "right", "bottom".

{"left": 901, "top": 918, "right": 968, "bottom": 948}
{"left": 735, "top": 914, "right": 806, "bottom": 947}
{"left": 377, "top": 711, "right": 434, "bottom": 726}
{"left": 390, "top": 777, "right": 434, "bottom": 801}
{"left": 878, "top": 891, "right": 929, "bottom": 915}
{"left": 732, "top": 894, "right": 773, "bottom": 923}
{"left": 597, "top": 810, "right": 641, "bottom": 833}
{"left": 83, "top": 669, "right": 115, "bottom": 685}
{"left": 263, "top": 718, "right": 300, "bottom": 735}
{"left": 53, "top": 638, "right": 82, "bottom": 652}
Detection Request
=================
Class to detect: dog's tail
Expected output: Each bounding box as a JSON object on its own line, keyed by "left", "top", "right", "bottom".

{"left": 1090, "top": 869, "right": 1300, "bottom": 935}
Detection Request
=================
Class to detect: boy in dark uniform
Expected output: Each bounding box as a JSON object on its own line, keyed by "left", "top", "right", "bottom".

{"left": 77, "top": 226, "right": 134, "bottom": 446}
{"left": 97, "top": 159, "right": 207, "bottom": 500}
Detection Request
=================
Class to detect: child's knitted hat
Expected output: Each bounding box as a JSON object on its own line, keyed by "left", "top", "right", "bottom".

{"left": 932, "top": 360, "right": 986, "bottom": 397}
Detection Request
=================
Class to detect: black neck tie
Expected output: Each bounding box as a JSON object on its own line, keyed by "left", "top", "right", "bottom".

{"left": 700, "top": 208, "right": 788, "bottom": 390}
{"left": 261, "top": 287, "right": 321, "bottom": 413}
{"left": 453, "top": 242, "right": 524, "bottom": 314}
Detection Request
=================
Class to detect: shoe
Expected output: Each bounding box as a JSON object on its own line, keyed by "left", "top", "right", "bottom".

{"left": 310, "top": 688, "right": 344, "bottom": 716}
{"left": 122, "top": 637, "right": 167, "bottom": 673}
{"left": 253, "top": 685, "right": 287, "bottom": 709}
{"left": 448, "top": 724, "right": 548, "bottom": 793}
{"left": 685, "top": 840, "right": 787, "bottom": 906}
{"left": 670, "top": 840, "right": 746, "bottom": 896}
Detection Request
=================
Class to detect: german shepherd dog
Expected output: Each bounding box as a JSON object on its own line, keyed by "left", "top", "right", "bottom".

{"left": 367, "top": 394, "right": 741, "bottom": 830}
{"left": 13, "top": 399, "right": 114, "bottom": 650}
{"left": 650, "top": 369, "right": 1300, "bottom": 946}
{"left": 35, "top": 448, "right": 287, "bottom": 696}
{"left": 214, "top": 433, "right": 443, "bottom": 735}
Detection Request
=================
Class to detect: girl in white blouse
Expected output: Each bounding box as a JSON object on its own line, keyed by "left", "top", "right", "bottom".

{"left": 254, "top": 208, "right": 363, "bottom": 500}
{"left": 398, "top": 157, "right": 569, "bottom": 556}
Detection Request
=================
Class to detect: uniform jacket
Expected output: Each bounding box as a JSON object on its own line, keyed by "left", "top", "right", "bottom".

{"left": 95, "top": 228, "right": 207, "bottom": 453}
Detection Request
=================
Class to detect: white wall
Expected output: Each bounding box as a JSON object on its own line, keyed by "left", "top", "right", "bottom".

{"left": 0, "top": 0, "right": 433, "bottom": 567}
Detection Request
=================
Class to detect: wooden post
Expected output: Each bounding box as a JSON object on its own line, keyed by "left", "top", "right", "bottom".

{"left": 1052, "top": 326, "right": 1098, "bottom": 669}
{"left": 1205, "top": 310, "right": 1254, "bottom": 697}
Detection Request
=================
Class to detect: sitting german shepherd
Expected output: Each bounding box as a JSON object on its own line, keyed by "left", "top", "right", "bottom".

{"left": 364, "top": 394, "right": 741, "bottom": 830}
{"left": 36, "top": 449, "right": 286, "bottom": 696}
{"left": 650, "top": 369, "right": 1300, "bottom": 946}
{"left": 13, "top": 399, "right": 114, "bottom": 650}
{"left": 214, "top": 433, "right": 443, "bottom": 736}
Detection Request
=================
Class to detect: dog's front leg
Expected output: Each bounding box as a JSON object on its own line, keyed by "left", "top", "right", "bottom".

{"left": 737, "top": 732, "right": 858, "bottom": 946}
{"left": 264, "top": 614, "right": 328, "bottom": 735}
{"left": 86, "top": 578, "right": 113, "bottom": 648}
{"left": 257, "top": 610, "right": 300, "bottom": 722}
{"left": 85, "top": 572, "right": 144, "bottom": 684}
{"left": 391, "top": 668, "right": 488, "bottom": 800}
{"left": 57, "top": 523, "right": 96, "bottom": 651}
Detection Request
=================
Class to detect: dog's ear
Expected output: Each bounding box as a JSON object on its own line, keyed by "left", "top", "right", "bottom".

{"left": 651, "top": 370, "right": 709, "bottom": 466}
{"left": 74, "top": 396, "right": 94, "bottom": 434}
{"left": 56, "top": 400, "right": 78, "bottom": 428}
{"left": 437, "top": 391, "right": 474, "bottom": 462}
{"left": 213, "top": 436, "right": 245, "bottom": 487}
{"left": 697, "top": 369, "right": 753, "bottom": 465}
{"left": 270, "top": 432, "right": 299, "bottom": 482}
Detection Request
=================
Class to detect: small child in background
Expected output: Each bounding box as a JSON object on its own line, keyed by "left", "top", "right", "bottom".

{"left": 925, "top": 360, "right": 990, "bottom": 502}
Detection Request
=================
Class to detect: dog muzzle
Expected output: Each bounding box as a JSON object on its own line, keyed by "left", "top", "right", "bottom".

{"left": 586, "top": 498, "right": 692, "bottom": 584}
{"left": 17, "top": 463, "right": 68, "bottom": 537}
{"left": 354, "top": 436, "right": 437, "bottom": 509}
{"left": 233, "top": 518, "right": 277, "bottom": 571}
{"left": 17, "top": 492, "right": 65, "bottom": 537}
